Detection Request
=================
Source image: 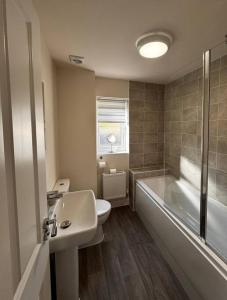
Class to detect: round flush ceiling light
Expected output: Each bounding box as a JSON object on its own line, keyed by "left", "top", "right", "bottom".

{"left": 136, "top": 32, "right": 173, "bottom": 59}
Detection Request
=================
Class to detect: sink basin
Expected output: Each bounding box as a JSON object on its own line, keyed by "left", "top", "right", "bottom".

{"left": 50, "top": 190, "right": 97, "bottom": 253}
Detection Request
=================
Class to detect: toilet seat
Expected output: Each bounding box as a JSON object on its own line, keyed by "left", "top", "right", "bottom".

{"left": 96, "top": 199, "right": 111, "bottom": 216}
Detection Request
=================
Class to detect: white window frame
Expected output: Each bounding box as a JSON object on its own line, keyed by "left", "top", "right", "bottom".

{"left": 96, "top": 96, "right": 129, "bottom": 155}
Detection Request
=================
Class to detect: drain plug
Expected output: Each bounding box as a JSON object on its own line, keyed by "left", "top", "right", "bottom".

{"left": 60, "top": 220, "right": 71, "bottom": 229}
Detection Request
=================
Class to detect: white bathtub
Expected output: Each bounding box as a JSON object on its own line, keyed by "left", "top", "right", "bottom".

{"left": 136, "top": 175, "right": 227, "bottom": 300}
{"left": 138, "top": 175, "right": 227, "bottom": 258}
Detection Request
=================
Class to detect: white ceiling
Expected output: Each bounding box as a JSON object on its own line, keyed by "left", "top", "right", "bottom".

{"left": 35, "top": 0, "right": 227, "bottom": 83}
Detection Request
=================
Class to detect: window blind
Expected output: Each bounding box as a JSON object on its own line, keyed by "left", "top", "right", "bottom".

{"left": 97, "top": 98, "right": 128, "bottom": 123}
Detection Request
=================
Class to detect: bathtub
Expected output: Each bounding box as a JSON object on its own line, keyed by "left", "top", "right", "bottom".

{"left": 136, "top": 175, "right": 227, "bottom": 300}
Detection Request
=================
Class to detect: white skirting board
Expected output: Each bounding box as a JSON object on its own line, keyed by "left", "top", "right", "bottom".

{"left": 103, "top": 171, "right": 126, "bottom": 200}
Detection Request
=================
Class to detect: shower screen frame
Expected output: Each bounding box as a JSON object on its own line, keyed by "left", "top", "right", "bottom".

{"left": 200, "top": 49, "right": 211, "bottom": 240}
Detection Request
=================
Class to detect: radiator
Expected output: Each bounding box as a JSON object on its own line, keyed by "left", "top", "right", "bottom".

{"left": 103, "top": 171, "right": 126, "bottom": 200}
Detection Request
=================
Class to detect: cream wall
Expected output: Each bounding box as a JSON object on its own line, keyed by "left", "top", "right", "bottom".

{"left": 57, "top": 65, "right": 97, "bottom": 194}
{"left": 40, "top": 68, "right": 129, "bottom": 196}
{"left": 41, "top": 37, "right": 59, "bottom": 191}
{"left": 95, "top": 77, "right": 129, "bottom": 197}
{"left": 96, "top": 76, "right": 129, "bottom": 99}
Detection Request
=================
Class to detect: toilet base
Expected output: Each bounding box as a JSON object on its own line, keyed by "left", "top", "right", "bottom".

{"left": 79, "top": 226, "right": 104, "bottom": 249}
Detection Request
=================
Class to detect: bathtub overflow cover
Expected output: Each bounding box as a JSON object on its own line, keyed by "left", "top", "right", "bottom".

{"left": 60, "top": 220, "right": 71, "bottom": 229}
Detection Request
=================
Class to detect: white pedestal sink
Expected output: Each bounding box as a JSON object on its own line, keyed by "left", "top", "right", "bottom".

{"left": 49, "top": 190, "right": 97, "bottom": 300}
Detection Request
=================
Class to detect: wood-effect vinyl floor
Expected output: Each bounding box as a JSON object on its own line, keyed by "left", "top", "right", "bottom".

{"left": 79, "top": 206, "right": 189, "bottom": 300}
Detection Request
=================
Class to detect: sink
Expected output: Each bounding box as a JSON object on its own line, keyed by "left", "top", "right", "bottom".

{"left": 49, "top": 190, "right": 98, "bottom": 299}
{"left": 50, "top": 190, "right": 97, "bottom": 253}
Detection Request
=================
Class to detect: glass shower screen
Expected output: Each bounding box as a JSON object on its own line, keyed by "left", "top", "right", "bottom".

{"left": 206, "top": 41, "right": 227, "bottom": 261}
{"left": 163, "top": 56, "right": 203, "bottom": 235}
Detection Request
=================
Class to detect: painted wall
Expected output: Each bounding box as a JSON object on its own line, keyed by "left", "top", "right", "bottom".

{"left": 40, "top": 36, "right": 59, "bottom": 191}
{"left": 95, "top": 77, "right": 129, "bottom": 197}
{"left": 57, "top": 65, "right": 97, "bottom": 194}
{"left": 96, "top": 76, "right": 129, "bottom": 99}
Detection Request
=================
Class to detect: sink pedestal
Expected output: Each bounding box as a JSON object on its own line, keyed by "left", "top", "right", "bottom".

{"left": 49, "top": 190, "right": 97, "bottom": 299}
{"left": 55, "top": 247, "right": 79, "bottom": 300}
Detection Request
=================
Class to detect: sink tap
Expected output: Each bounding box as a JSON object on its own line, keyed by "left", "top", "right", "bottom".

{"left": 43, "top": 214, "right": 57, "bottom": 240}
{"left": 47, "top": 190, "right": 63, "bottom": 206}
{"left": 50, "top": 215, "right": 58, "bottom": 237}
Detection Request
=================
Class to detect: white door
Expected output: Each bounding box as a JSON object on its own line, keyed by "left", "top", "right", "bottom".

{"left": 0, "top": 0, "right": 50, "bottom": 299}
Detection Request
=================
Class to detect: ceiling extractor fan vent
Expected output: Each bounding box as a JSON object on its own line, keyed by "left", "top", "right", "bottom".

{"left": 69, "top": 55, "right": 84, "bottom": 64}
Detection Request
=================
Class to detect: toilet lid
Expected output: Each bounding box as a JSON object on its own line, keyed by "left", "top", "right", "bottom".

{"left": 96, "top": 199, "right": 111, "bottom": 216}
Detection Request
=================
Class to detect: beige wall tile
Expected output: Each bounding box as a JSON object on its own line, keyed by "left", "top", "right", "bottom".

{"left": 182, "top": 107, "right": 198, "bottom": 121}
{"left": 130, "top": 111, "right": 144, "bottom": 121}
{"left": 218, "top": 103, "right": 227, "bottom": 119}
{"left": 218, "top": 85, "right": 227, "bottom": 102}
{"left": 218, "top": 137, "right": 227, "bottom": 154}
{"left": 130, "top": 120, "right": 144, "bottom": 132}
{"left": 130, "top": 133, "right": 143, "bottom": 144}
{"left": 129, "top": 153, "right": 144, "bottom": 168}
{"left": 209, "top": 120, "right": 218, "bottom": 136}
{"left": 210, "top": 87, "right": 219, "bottom": 103}
{"left": 209, "top": 104, "right": 218, "bottom": 120}
{"left": 129, "top": 81, "right": 164, "bottom": 168}
{"left": 210, "top": 70, "right": 220, "bottom": 88}
{"left": 220, "top": 67, "right": 227, "bottom": 85}
{"left": 182, "top": 92, "right": 201, "bottom": 108}
{"left": 218, "top": 120, "right": 227, "bottom": 137}
{"left": 182, "top": 121, "right": 197, "bottom": 134}
{"left": 144, "top": 143, "right": 157, "bottom": 154}
{"left": 217, "top": 153, "right": 227, "bottom": 172}
{"left": 130, "top": 143, "right": 143, "bottom": 154}
{"left": 164, "top": 55, "right": 227, "bottom": 206}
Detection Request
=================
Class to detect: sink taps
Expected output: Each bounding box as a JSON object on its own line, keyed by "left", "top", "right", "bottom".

{"left": 47, "top": 190, "right": 63, "bottom": 206}
{"left": 50, "top": 214, "right": 58, "bottom": 237}
{"left": 43, "top": 214, "right": 58, "bottom": 240}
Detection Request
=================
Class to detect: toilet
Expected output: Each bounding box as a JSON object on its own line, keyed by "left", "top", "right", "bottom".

{"left": 96, "top": 199, "right": 111, "bottom": 225}
{"left": 54, "top": 178, "right": 111, "bottom": 248}
{"left": 80, "top": 199, "right": 111, "bottom": 248}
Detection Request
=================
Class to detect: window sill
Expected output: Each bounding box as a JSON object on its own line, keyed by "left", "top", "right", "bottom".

{"left": 97, "top": 152, "right": 129, "bottom": 156}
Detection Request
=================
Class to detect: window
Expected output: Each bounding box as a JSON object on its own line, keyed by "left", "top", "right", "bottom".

{"left": 96, "top": 97, "right": 129, "bottom": 154}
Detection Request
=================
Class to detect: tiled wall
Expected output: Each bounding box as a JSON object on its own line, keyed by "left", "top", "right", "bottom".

{"left": 164, "top": 67, "right": 203, "bottom": 190}
{"left": 164, "top": 55, "right": 227, "bottom": 205}
{"left": 208, "top": 55, "right": 227, "bottom": 205}
{"left": 129, "top": 81, "right": 165, "bottom": 169}
{"left": 129, "top": 56, "right": 227, "bottom": 206}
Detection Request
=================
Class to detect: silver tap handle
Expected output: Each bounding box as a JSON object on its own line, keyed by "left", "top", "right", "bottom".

{"left": 43, "top": 215, "right": 58, "bottom": 240}
{"left": 51, "top": 217, "right": 57, "bottom": 237}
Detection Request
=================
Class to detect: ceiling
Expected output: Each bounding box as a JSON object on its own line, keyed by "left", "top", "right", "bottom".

{"left": 35, "top": 0, "right": 227, "bottom": 83}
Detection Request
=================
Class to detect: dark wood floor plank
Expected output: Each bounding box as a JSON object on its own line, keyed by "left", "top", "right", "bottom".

{"left": 79, "top": 206, "right": 189, "bottom": 300}
{"left": 142, "top": 243, "right": 187, "bottom": 300}
{"left": 101, "top": 241, "right": 129, "bottom": 300}
{"left": 124, "top": 273, "right": 150, "bottom": 300}
{"left": 115, "top": 207, "right": 152, "bottom": 246}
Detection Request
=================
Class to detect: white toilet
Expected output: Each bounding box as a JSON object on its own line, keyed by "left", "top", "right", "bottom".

{"left": 54, "top": 178, "right": 111, "bottom": 248}
{"left": 80, "top": 199, "right": 111, "bottom": 248}
{"left": 96, "top": 199, "right": 111, "bottom": 225}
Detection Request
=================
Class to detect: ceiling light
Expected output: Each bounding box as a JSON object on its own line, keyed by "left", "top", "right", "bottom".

{"left": 136, "top": 32, "right": 173, "bottom": 59}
